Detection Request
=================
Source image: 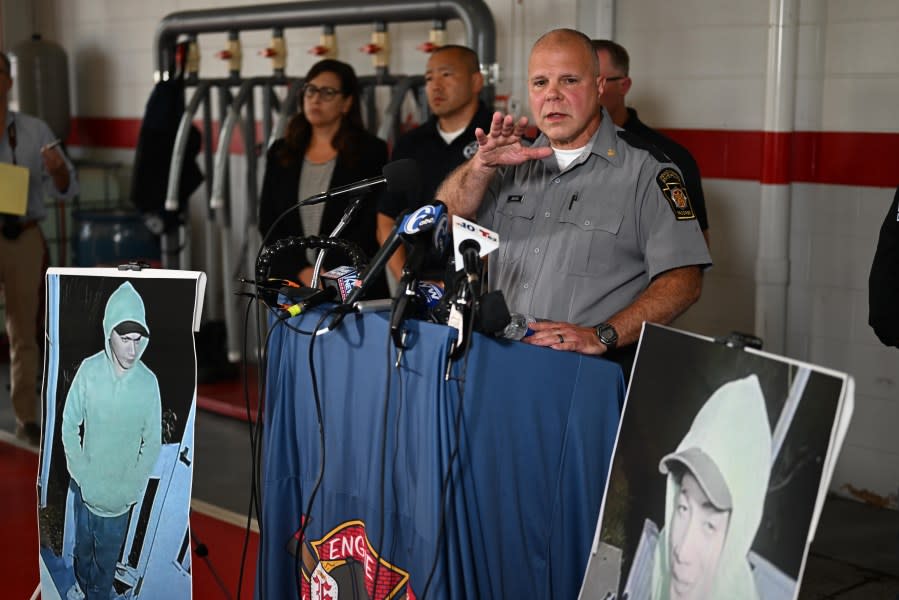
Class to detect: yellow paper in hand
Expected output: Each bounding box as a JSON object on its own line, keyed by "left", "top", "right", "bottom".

{"left": 0, "top": 162, "right": 30, "bottom": 216}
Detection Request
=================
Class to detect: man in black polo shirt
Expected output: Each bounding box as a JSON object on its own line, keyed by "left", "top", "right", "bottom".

{"left": 377, "top": 44, "right": 493, "bottom": 281}
{"left": 592, "top": 39, "right": 710, "bottom": 246}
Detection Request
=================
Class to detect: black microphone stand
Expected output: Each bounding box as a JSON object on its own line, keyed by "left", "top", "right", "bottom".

{"left": 446, "top": 241, "right": 484, "bottom": 362}
{"left": 307, "top": 194, "right": 365, "bottom": 289}
{"left": 390, "top": 240, "right": 427, "bottom": 349}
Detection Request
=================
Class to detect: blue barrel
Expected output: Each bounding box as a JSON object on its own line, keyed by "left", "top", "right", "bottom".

{"left": 73, "top": 210, "right": 161, "bottom": 267}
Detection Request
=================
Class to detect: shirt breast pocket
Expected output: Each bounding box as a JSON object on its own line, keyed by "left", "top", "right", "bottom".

{"left": 557, "top": 201, "right": 625, "bottom": 276}
{"left": 496, "top": 199, "right": 536, "bottom": 264}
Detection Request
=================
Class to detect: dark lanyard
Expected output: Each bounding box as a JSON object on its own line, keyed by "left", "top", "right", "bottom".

{"left": 6, "top": 121, "right": 16, "bottom": 165}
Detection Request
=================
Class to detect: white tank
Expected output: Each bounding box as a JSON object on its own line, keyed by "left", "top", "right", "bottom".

{"left": 9, "top": 33, "right": 71, "bottom": 141}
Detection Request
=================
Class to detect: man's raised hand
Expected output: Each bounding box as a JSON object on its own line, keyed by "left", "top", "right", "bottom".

{"left": 473, "top": 112, "right": 553, "bottom": 169}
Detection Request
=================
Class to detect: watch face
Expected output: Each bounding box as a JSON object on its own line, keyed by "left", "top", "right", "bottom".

{"left": 598, "top": 324, "right": 617, "bottom": 346}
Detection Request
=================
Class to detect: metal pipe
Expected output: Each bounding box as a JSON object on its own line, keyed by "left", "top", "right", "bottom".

{"left": 754, "top": 0, "right": 798, "bottom": 355}
{"left": 211, "top": 78, "right": 290, "bottom": 361}
{"left": 262, "top": 83, "right": 276, "bottom": 145}
{"left": 201, "top": 91, "right": 222, "bottom": 321}
{"left": 376, "top": 75, "right": 425, "bottom": 142}
{"left": 268, "top": 79, "right": 302, "bottom": 149}
{"left": 242, "top": 90, "right": 259, "bottom": 226}
{"left": 165, "top": 81, "right": 212, "bottom": 212}
{"left": 210, "top": 78, "right": 282, "bottom": 212}
{"left": 154, "top": 0, "right": 497, "bottom": 97}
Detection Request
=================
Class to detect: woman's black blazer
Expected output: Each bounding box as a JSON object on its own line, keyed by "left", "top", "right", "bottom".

{"left": 258, "top": 131, "right": 389, "bottom": 298}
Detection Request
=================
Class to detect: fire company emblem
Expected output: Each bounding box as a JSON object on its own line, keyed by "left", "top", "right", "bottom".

{"left": 288, "top": 519, "right": 414, "bottom": 600}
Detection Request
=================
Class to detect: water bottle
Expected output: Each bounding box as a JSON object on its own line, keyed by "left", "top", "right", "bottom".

{"left": 500, "top": 312, "right": 536, "bottom": 340}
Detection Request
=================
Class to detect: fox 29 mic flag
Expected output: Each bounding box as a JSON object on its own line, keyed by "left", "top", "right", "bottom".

{"left": 452, "top": 215, "right": 499, "bottom": 271}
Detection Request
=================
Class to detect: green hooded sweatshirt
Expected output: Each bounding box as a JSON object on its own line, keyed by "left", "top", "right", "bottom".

{"left": 650, "top": 374, "right": 772, "bottom": 600}
{"left": 62, "top": 281, "right": 162, "bottom": 517}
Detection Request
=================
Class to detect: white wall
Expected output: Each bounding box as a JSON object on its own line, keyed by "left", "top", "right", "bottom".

{"left": 0, "top": 0, "right": 35, "bottom": 50}
{"left": 21, "top": 0, "right": 899, "bottom": 499}
{"left": 617, "top": 0, "right": 899, "bottom": 501}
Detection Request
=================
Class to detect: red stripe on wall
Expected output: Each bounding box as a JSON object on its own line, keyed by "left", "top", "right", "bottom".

{"left": 68, "top": 117, "right": 143, "bottom": 149}
{"left": 790, "top": 131, "right": 899, "bottom": 188}
{"left": 662, "top": 128, "right": 899, "bottom": 188}
{"left": 67, "top": 117, "right": 899, "bottom": 189}
{"left": 67, "top": 117, "right": 263, "bottom": 155}
{"left": 661, "top": 129, "right": 765, "bottom": 182}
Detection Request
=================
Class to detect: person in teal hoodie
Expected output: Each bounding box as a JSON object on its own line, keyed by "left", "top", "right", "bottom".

{"left": 649, "top": 375, "right": 772, "bottom": 600}
{"left": 62, "top": 281, "right": 162, "bottom": 600}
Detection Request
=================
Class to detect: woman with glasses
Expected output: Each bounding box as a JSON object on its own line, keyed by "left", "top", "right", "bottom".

{"left": 259, "top": 59, "right": 389, "bottom": 297}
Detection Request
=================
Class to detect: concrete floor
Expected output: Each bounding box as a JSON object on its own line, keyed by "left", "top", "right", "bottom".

{"left": 3, "top": 360, "right": 899, "bottom": 598}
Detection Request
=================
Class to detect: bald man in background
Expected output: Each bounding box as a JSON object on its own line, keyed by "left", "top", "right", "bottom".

{"left": 592, "top": 39, "right": 710, "bottom": 246}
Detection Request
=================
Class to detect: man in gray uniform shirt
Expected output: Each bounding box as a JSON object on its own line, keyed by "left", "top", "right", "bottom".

{"left": 437, "top": 29, "right": 711, "bottom": 372}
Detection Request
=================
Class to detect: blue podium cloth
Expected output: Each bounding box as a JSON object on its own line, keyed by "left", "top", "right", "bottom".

{"left": 257, "top": 309, "right": 624, "bottom": 600}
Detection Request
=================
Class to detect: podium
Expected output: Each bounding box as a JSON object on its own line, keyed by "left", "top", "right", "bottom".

{"left": 258, "top": 309, "right": 625, "bottom": 599}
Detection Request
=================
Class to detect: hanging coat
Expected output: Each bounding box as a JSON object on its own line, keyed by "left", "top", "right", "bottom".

{"left": 129, "top": 75, "right": 203, "bottom": 214}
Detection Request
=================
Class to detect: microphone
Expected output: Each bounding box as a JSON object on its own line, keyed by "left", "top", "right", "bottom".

{"left": 320, "top": 266, "right": 360, "bottom": 303}
{"left": 414, "top": 281, "right": 444, "bottom": 316}
{"left": 299, "top": 158, "right": 419, "bottom": 206}
{"left": 458, "top": 239, "right": 483, "bottom": 297}
{"left": 476, "top": 290, "right": 512, "bottom": 335}
{"left": 444, "top": 216, "right": 500, "bottom": 359}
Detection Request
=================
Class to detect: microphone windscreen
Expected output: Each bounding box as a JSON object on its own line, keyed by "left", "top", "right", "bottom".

{"left": 415, "top": 281, "right": 445, "bottom": 312}
{"left": 382, "top": 158, "right": 420, "bottom": 197}
{"left": 476, "top": 290, "right": 512, "bottom": 335}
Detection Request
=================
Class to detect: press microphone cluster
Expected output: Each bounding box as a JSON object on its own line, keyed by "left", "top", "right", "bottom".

{"left": 253, "top": 158, "right": 421, "bottom": 320}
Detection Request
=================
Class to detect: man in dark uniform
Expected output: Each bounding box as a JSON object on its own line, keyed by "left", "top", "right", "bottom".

{"left": 377, "top": 45, "right": 493, "bottom": 281}
{"left": 869, "top": 186, "right": 899, "bottom": 347}
{"left": 592, "top": 39, "right": 710, "bottom": 246}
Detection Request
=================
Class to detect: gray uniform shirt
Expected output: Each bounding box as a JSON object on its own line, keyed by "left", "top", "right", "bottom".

{"left": 1, "top": 111, "right": 78, "bottom": 221}
{"left": 476, "top": 108, "right": 711, "bottom": 326}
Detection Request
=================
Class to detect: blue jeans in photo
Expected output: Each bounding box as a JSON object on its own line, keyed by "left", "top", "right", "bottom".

{"left": 72, "top": 482, "right": 130, "bottom": 600}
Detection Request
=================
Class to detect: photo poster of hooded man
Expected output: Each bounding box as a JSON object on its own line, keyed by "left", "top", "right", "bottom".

{"left": 36, "top": 267, "right": 206, "bottom": 600}
{"left": 579, "top": 323, "right": 855, "bottom": 600}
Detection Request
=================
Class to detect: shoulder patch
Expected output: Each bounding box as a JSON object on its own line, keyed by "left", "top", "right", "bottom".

{"left": 656, "top": 168, "right": 696, "bottom": 220}
{"left": 617, "top": 130, "right": 672, "bottom": 163}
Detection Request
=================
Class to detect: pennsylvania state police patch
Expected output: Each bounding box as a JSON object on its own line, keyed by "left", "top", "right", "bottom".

{"left": 656, "top": 168, "right": 695, "bottom": 220}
